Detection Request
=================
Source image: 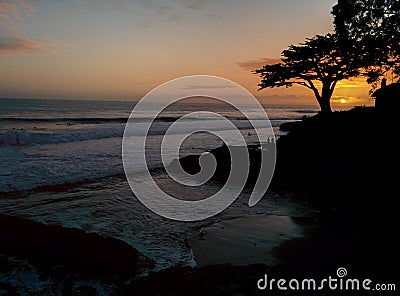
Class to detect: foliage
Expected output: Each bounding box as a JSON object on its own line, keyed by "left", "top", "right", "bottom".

{"left": 255, "top": 0, "right": 400, "bottom": 111}
{"left": 255, "top": 33, "right": 366, "bottom": 113}
{"left": 332, "top": 0, "right": 400, "bottom": 87}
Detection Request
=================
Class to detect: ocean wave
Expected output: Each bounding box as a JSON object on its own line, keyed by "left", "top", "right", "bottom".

{"left": 0, "top": 116, "right": 242, "bottom": 124}
{"left": 0, "top": 168, "right": 166, "bottom": 196}
{"left": 295, "top": 109, "right": 318, "bottom": 114}
{"left": 0, "top": 173, "right": 124, "bottom": 197}
{"left": 0, "top": 121, "right": 281, "bottom": 147}
{"left": 0, "top": 127, "right": 124, "bottom": 146}
{"left": 0, "top": 117, "right": 129, "bottom": 124}
{"left": 269, "top": 117, "right": 304, "bottom": 121}
{"left": 0, "top": 115, "right": 299, "bottom": 124}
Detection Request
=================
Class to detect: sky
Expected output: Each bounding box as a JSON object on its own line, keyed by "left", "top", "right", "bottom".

{"left": 0, "top": 0, "right": 374, "bottom": 106}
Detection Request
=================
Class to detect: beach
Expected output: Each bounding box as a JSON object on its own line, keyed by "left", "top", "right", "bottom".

{"left": 1, "top": 98, "right": 397, "bottom": 294}
{"left": 189, "top": 215, "right": 304, "bottom": 267}
{"left": 0, "top": 98, "right": 320, "bottom": 293}
{"left": 1, "top": 0, "right": 399, "bottom": 293}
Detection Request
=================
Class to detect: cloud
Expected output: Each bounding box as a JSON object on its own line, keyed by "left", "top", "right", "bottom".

{"left": 203, "top": 13, "right": 223, "bottom": 20}
{"left": 70, "top": 1, "right": 220, "bottom": 25}
{"left": 331, "top": 95, "right": 365, "bottom": 102}
{"left": 0, "top": 1, "right": 71, "bottom": 55}
{"left": 134, "top": 80, "right": 159, "bottom": 86}
{"left": 181, "top": 85, "right": 235, "bottom": 90}
{"left": 141, "top": 0, "right": 221, "bottom": 24}
{"left": 237, "top": 58, "right": 282, "bottom": 71}
{"left": 256, "top": 94, "right": 312, "bottom": 103}
{"left": 180, "top": 0, "right": 213, "bottom": 10}
{"left": 0, "top": 34, "right": 72, "bottom": 55}
{"left": 165, "top": 12, "right": 183, "bottom": 23}
{"left": 0, "top": 0, "right": 34, "bottom": 30}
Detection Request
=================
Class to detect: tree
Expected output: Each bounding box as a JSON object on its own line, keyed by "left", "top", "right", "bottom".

{"left": 332, "top": 0, "right": 400, "bottom": 88}
{"left": 255, "top": 33, "right": 365, "bottom": 113}
{"left": 255, "top": 0, "right": 400, "bottom": 113}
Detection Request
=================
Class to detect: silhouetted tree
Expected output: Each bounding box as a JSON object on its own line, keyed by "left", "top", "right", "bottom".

{"left": 332, "top": 0, "right": 400, "bottom": 88}
{"left": 255, "top": 0, "right": 400, "bottom": 112}
{"left": 255, "top": 34, "right": 365, "bottom": 113}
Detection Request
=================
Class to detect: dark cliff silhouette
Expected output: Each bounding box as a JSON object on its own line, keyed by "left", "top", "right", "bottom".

{"left": 178, "top": 104, "right": 398, "bottom": 277}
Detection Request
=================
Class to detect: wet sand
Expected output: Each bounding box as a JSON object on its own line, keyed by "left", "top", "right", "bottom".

{"left": 190, "top": 215, "right": 304, "bottom": 267}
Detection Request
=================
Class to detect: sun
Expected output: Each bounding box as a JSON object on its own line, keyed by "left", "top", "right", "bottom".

{"left": 340, "top": 99, "right": 347, "bottom": 104}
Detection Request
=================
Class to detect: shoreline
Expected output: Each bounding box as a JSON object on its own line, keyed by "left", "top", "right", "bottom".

{"left": 0, "top": 213, "right": 302, "bottom": 294}
{"left": 189, "top": 214, "right": 304, "bottom": 268}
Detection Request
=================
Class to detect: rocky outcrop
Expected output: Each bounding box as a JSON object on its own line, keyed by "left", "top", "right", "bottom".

{"left": 0, "top": 215, "right": 154, "bottom": 276}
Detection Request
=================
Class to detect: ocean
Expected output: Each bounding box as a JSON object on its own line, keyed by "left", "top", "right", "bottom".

{"left": 0, "top": 98, "right": 321, "bottom": 271}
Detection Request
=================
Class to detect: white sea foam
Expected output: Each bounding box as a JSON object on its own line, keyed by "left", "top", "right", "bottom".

{"left": 0, "top": 125, "right": 125, "bottom": 147}
{"left": 0, "top": 99, "right": 318, "bottom": 272}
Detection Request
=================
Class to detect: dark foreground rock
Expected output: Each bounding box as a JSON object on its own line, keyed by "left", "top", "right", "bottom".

{"left": 178, "top": 143, "right": 269, "bottom": 189}
{"left": 126, "top": 264, "right": 275, "bottom": 296}
{"left": 0, "top": 215, "right": 154, "bottom": 276}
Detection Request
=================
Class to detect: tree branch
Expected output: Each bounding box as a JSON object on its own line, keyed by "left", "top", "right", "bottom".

{"left": 330, "top": 80, "right": 338, "bottom": 92}
{"left": 306, "top": 79, "right": 321, "bottom": 100}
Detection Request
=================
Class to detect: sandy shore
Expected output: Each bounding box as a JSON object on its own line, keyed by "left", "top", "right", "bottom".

{"left": 189, "top": 215, "right": 304, "bottom": 267}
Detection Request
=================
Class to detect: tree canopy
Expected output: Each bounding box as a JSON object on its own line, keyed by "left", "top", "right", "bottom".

{"left": 332, "top": 0, "right": 400, "bottom": 86}
{"left": 255, "top": 33, "right": 366, "bottom": 113}
{"left": 255, "top": 0, "right": 400, "bottom": 113}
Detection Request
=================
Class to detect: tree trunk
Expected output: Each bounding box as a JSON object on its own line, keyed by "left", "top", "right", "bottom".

{"left": 318, "top": 82, "right": 333, "bottom": 113}
{"left": 319, "top": 97, "right": 332, "bottom": 113}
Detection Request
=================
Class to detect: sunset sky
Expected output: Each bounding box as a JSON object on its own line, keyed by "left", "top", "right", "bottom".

{"left": 0, "top": 0, "right": 374, "bottom": 106}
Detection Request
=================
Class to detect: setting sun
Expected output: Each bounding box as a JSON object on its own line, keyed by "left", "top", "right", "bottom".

{"left": 340, "top": 99, "right": 347, "bottom": 104}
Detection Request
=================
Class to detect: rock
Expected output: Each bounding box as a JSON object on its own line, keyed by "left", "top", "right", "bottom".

{"left": 125, "top": 264, "right": 275, "bottom": 295}
{"left": 0, "top": 215, "right": 154, "bottom": 277}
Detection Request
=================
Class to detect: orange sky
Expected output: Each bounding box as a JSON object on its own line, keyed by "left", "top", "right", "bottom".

{"left": 0, "top": 0, "right": 374, "bottom": 106}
